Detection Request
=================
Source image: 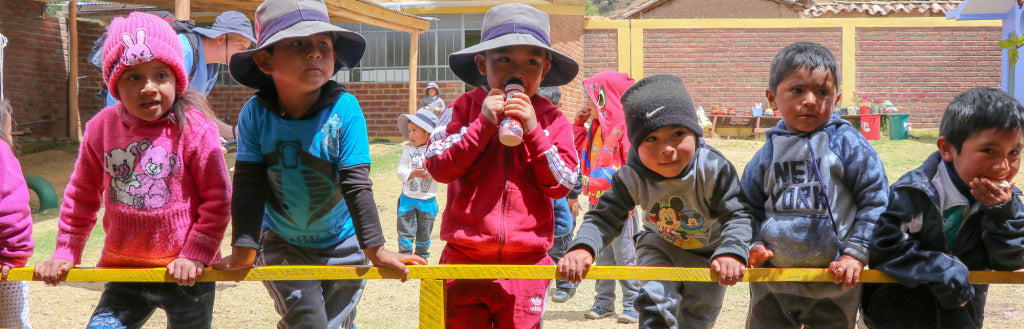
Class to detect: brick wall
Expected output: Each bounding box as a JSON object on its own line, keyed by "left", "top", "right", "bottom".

{"left": 583, "top": 29, "right": 618, "bottom": 78}
{"left": 644, "top": 28, "right": 841, "bottom": 115}
{"left": 856, "top": 27, "right": 1001, "bottom": 128}
{"left": 76, "top": 21, "right": 107, "bottom": 127}
{"left": 1, "top": 0, "right": 69, "bottom": 138}
{"left": 584, "top": 25, "right": 1001, "bottom": 129}
{"left": 346, "top": 81, "right": 464, "bottom": 140}
{"left": 550, "top": 14, "right": 585, "bottom": 119}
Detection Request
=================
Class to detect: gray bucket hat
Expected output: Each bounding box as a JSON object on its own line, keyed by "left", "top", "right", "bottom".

{"left": 398, "top": 109, "right": 438, "bottom": 139}
{"left": 448, "top": 3, "right": 579, "bottom": 87}
{"left": 193, "top": 11, "right": 257, "bottom": 44}
{"left": 229, "top": 0, "right": 366, "bottom": 90}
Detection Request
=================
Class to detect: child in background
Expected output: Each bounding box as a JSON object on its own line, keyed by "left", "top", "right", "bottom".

{"left": 862, "top": 87, "right": 1024, "bottom": 329}
{"left": 572, "top": 69, "right": 640, "bottom": 323}
{"left": 536, "top": 86, "right": 584, "bottom": 304}
{"left": 34, "top": 12, "right": 231, "bottom": 328}
{"left": 210, "top": 0, "right": 424, "bottom": 327}
{"left": 396, "top": 109, "right": 439, "bottom": 261}
{"left": 560, "top": 74, "right": 752, "bottom": 329}
{"left": 425, "top": 4, "right": 579, "bottom": 328}
{"left": 741, "top": 42, "right": 889, "bottom": 329}
{"left": 0, "top": 99, "right": 32, "bottom": 329}
{"left": 420, "top": 82, "right": 446, "bottom": 116}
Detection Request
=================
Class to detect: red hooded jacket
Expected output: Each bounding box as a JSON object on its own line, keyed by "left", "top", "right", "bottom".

{"left": 573, "top": 70, "right": 635, "bottom": 205}
{"left": 425, "top": 87, "right": 579, "bottom": 263}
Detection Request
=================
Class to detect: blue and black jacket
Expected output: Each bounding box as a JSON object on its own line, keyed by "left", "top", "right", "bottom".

{"left": 862, "top": 151, "right": 1024, "bottom": 329}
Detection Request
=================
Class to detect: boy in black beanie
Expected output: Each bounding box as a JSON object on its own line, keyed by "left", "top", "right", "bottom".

{"left": 558, "top": 74, "right": 753, "bottom": 329}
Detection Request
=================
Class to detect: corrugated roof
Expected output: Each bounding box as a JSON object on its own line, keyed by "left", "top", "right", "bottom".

{"left": 802, "top": 1, "right": 963, "bottom": 17}
{"left": 612, "top": 0, "right": 810, "bottom": 19}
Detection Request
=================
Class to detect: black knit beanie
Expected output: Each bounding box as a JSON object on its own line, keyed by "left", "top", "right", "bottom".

{"left": 621, "top": 74, "right": 702, "bottom": 150}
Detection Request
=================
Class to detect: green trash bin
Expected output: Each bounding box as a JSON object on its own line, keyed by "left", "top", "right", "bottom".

{"left": 888, "top": 113, "right": 910, "bottom": 140}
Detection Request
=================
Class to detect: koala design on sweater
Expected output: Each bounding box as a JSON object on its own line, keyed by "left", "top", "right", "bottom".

{"left": 128, "top": 142, "right": 181, "bottom": 209}
{"left": 104, "top": 140, "right": 149, "bottom": 207}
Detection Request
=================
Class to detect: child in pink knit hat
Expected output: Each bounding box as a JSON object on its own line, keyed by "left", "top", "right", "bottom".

{"left": 34, "top": 12, "right": 231, "bottom": 329}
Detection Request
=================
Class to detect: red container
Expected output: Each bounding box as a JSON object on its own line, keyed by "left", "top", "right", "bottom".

{"left": 859, "top": 114, "right": 881, "bottom": 140}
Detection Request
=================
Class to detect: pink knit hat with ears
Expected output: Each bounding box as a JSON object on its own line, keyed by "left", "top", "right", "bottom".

{"left": 102, "top": 12, "right": 188, "bottom": 101}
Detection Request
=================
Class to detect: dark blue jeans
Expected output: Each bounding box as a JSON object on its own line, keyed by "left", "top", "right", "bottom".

{"left": 86, "top": 282, "right": 215, "bottom": 329}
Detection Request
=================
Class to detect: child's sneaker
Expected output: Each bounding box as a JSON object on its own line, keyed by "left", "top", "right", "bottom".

{"left": 584, "top": 306, "right": 614, "bottom": 319}
{"left": 617, "top": 309, "right": 639, "bottom": 324}
{"left": 551, "top": 287, "right": 575, "bottom": 303}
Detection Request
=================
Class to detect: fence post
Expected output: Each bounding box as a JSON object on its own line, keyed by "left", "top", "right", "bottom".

{"left": 419, "top": 279, "right": 445, "bottom": 329}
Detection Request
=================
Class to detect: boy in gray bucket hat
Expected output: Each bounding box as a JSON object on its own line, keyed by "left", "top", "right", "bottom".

{"left": 423, "top": 3, "right": 579, "bottom": 328}
{"left": 103, "top": 10, "right": 255, "bottom": 141}
{"left": 210, "top": 0, "right": 424, "bottom": 327}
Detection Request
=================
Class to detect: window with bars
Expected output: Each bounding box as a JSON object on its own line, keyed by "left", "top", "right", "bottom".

{"left": 216, "top": 14, "right": 483, "bottom": 85}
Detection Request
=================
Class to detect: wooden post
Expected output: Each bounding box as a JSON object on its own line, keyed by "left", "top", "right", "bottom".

{"left": 419, "top": 279, "right": 445, "bottom": 329}
{"left": 409, "top": 32, "right": 420, "bottom": 114}
{"left": 68, "top": 0, "right": 81, "bottom": 141}
{"left": 174, "top": 0, "right": 190, "bottom": 21}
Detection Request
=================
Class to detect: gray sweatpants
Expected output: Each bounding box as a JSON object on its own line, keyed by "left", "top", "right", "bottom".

{"left": 397, "top": 207, "right": 435, "bottom": 260}
{"left": 634, "top": 231, "right": 727, "bottom": 329}
{"left": 592, "top": 210, "right": 640, "bottom": 313}
{"left": 258, "top": 230, "right": 368, "bottom": 329}
{"left": 747, "top": 281, "right": 860, "bottom": 329}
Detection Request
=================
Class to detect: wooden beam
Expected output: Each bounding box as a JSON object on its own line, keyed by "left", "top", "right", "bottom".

{"left": 325, "top": 0, "right": 429, "bottom": 33}
{"left": 68, "top": 0, "right": 81, "bottom": 141}
{"left": 174, "top": 0, "right": 190, "bottom": 20}
{"left": 99, "top": 0, "right": 428, "bottom": 33}
{"left": 409, "top": 32, "right": 420, "bottom": 114}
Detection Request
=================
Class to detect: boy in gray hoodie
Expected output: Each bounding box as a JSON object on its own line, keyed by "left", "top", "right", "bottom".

{"left": 741, "top": 42, "right": 889, "bottom": 329}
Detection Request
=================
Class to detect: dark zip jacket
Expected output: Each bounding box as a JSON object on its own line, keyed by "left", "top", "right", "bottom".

{"left": 862, "top": 151, "right": 1024, "bottom": 329}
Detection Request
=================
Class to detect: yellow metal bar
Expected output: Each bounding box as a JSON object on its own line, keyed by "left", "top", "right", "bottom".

{"left": 420, "top": 279, "right": 446, "bottom": 329}
{"left": 9, "top": 265, "right": 1024, "bottom": 284}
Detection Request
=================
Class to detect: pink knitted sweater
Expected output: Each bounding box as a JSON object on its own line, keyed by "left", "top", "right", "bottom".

{"left": 53, "top": 105, "right": 230, "bottom": 267}
{"left": 0, "top": 141, "right": 33, "bottom": 268}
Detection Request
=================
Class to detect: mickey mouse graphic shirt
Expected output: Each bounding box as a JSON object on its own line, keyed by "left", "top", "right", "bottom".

{"left": 570, "top": 139, "right": 752, "bottom": 262}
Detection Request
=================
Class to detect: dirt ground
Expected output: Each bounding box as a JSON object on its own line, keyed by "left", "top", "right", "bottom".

{"left": 14, "top": 140, "right": 1024, "bottom": 328}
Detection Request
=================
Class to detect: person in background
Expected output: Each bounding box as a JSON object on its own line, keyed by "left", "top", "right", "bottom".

{"left": 419, "top": 82, "right": 446, "bottom": 116}
{"left": 395, "top": 109, "right": 439, "bottom": 261}
{"left": 536, "top": 86, "right": 584, "bottom": 304}
{"left": 572, "top": 70, "right": 641, "bottom": 324}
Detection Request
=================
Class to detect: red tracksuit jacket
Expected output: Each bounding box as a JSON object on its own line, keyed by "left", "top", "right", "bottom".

{"left": 425, "top": 87, "right": 579, "bottom": 264}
